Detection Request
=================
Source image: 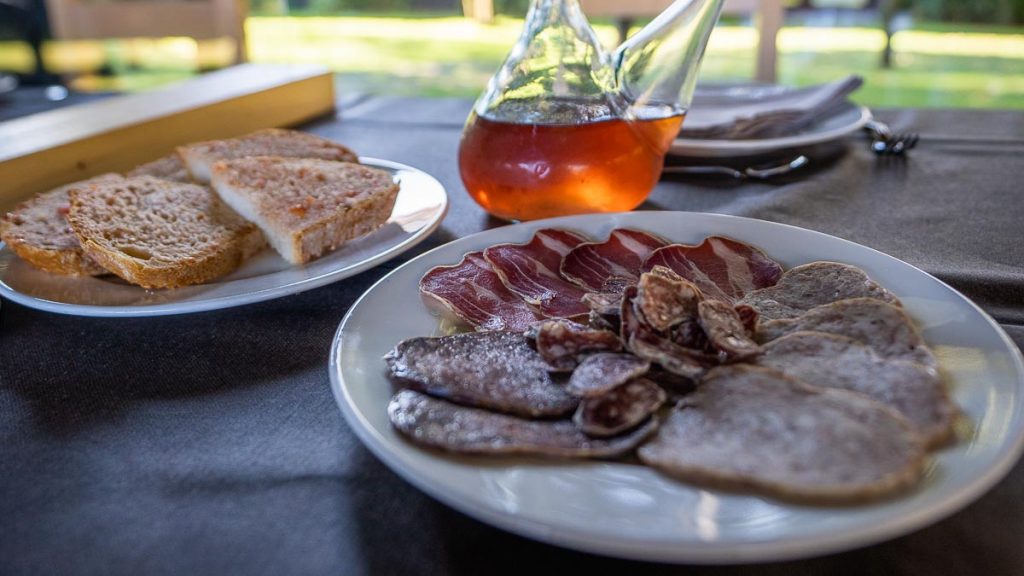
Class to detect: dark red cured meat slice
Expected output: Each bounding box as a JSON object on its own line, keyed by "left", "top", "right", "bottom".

{"left": 484, "top": 228, "right": 591, "bottom": 319}
{"left": 420, "top": 251, "right": 542, "bottom": 332}
{"left": 574, "top": 378, "right": 667, "bottom": 437}
{"left": 670, "top": 318, "right": 712, "bottom": 352}
{"left": 582, "top": 291, "right": 622, "bottom": 316}
{"left": 620, "top": 286, "right": 715, "bottom": 379}
{"left": 561, "top": 229, "right": 668, "bottom": 291}
{"left": 634, "top": 267, "right": 703, "bottom": 332}
{"left": 643, "top": 236, "right": 784, "bottom": 304}
{"left": 535, "top": 319, "right": 623, "bottom": 371}
{"left": 697, "top": 299, "right": 761, "bottom": 360}
{"left": 734, "top": 303, "right": 760, "bottom": 336}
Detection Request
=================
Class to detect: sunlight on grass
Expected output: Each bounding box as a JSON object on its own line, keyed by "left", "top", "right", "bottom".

{"left": 1, "top": 16, "right": 1022, "bottom": 108}
{"left": 244, "top": 17, "right": 1024, "bottom": 108}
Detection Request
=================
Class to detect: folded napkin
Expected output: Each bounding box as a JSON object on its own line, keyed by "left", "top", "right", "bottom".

{"left": 680, "top": 75, "right": 863, "bottom": 140}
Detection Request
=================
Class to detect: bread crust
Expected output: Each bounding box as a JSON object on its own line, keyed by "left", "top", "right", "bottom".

{"left": 125, "top": 153, "right": 192, "bottom": 183}
{"left": 0, "top": 236, "right": 108, "bottom": 276}
{"left": 0, "top": 174, "right": 123, "bottom": 276}
{"left": 67, "top": 176, "right": 265, "bottom": 289}
{"left": 179, "top": 128, "right": 359, "bottom": 183}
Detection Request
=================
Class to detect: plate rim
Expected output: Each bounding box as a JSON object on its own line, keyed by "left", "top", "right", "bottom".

{"left": 670, "top": 104, "right": 872, "bottom": 157}
{"left": 328, "top": 211, "right": 1024, "bottom": 564}
{"left": 0, "top": 157, "right": 448, "bottom": 317}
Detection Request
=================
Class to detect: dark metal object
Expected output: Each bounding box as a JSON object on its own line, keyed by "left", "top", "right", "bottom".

{"left": 865, "top": 119, "right": 919, "bottom": 156}
{"left": 662, "top": 155, "right": 810, "bottom": 180}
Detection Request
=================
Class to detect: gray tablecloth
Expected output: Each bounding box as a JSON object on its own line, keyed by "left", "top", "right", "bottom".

{"left": 2, "top": 94, "right": 1023, "bottom": 576}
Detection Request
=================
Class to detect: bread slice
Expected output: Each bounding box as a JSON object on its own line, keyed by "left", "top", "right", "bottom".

{"left": 210, "top": 157, "right": 399, "bottom": 265}
{"left": 0, "top": 173, "right": 123, "bottom": 276}
{"left": 178, "top": 128, "right": 359, "bottom": 183}
{"left": 67, "top": 176, "right": 266, "bottom": 289}
{"left": 126, "top": 153, "right": 192, "bottom": 183}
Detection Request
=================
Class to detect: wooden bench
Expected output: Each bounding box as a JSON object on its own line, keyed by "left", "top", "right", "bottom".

{"left": 43, "top": 0, "right": 249, "bottom": 64}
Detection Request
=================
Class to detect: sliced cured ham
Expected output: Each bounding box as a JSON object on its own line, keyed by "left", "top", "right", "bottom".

{"left": 643, "top": 236, "right": 784, "bottom": 304}
{"left": 484, "top": 228, "right": 591, "bottom": 319}
{"left": 561, "top": 228, "right": 667, "bottom": 291}
{"left": 389, "top": 389, "right": 657, "bottom": 458}
{"left": 419, "top": 251, "right": 542, "bottom": 332}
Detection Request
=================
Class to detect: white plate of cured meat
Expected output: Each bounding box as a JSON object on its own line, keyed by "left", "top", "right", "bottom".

{"left": 328, "top": 211, "right": 1024, "bottom": 564}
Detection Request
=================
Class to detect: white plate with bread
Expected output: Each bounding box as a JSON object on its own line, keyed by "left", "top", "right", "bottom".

{"left": 0, "top": 129, "right": 448, "bottom": 316}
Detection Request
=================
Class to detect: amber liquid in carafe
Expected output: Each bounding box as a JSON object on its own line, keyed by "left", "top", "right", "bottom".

{"left": 458, "top": 112, "right": 685, "bottom": 221}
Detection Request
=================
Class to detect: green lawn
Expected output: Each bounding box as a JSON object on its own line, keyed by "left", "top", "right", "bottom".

{"left": 2, "top": 15, "right": 1022, "bottom": 108}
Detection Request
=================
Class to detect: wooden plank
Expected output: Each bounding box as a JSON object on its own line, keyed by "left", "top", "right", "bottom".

{"left": 45, "top": 0, "right": 248, "bottom": 62}
{"left": 47, "top": 2, "right": 223, "bottom": 39}
{"left": 0, "top": 64, "right": 335, "bottom": 211}
{"left": 754, "top": 0, "right": 783, "bottom": 83}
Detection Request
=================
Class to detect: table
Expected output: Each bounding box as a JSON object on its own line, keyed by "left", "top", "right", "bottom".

{"left": 2, "top": 93, "right": 1023, "bottom": 576}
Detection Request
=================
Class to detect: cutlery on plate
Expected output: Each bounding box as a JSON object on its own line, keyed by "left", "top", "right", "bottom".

{"left": 662, "top": 155, "right": 810, "bottom": 180}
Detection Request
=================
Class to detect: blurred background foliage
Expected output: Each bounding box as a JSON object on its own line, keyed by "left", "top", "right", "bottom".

{"left": 1, "top": 0, "right": 1023, "bottom": 107}
{"left": 913, "top": 0, "right": 1023, "bottom": 24}
{"left": 266, "top": 0, "right": 1024, "bottom": 22}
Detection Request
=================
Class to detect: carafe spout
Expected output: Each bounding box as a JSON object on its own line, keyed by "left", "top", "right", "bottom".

{"left": 613, "top": 0, "right": 725, "bottom": 118}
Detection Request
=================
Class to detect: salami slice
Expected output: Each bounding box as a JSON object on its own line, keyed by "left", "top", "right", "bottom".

{"left": 697, "top": 299, "right": 761, "bottom": 360}
{"left": 567, "top": 353, "right": 651, "bottom": 397}
{"left": 634, "top": 266, "right": 703, "bottom": 332}
{"left": 535, "top": 319, "right": 623, "bottom": 371}
{"left": 643, "top": 236, "right": 784, "bottom": 304}
{"left": 621, "top": 286, "right": 714, "bottom": 379}
{"left": 574, "top": 378, "right": 666, "bottom": 437}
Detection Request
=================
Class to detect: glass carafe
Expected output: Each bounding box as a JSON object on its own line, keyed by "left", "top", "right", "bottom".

{"left": 458, "top": 0, "right": 724, "bottom": 221}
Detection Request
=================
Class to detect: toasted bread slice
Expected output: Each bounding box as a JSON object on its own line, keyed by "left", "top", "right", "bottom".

{"left": 210, "top": 156, "right": 399, "bottom": 264}
{"left": 67, "top": 176, "right": 265, "bottom": 289}
{"left": 178, "top": 128, "right": 359, "bottom": 183}
{"left": 0, "top": 174, "right": 123, "bottom": 276}
{"left": 126, "top": 153, "right": 192, "bottom": 183}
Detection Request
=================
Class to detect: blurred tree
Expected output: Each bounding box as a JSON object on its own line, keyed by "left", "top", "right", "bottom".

{"left": 914, "top": 0, "right": 1021, "bottom": 24}
{"left": 0, "top": 0, "right": 56, "bottom": 82}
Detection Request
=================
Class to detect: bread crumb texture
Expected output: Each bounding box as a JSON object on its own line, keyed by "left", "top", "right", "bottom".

{"left": 67, "top": 176, "right": 265, "bottom": 289}
{"left": 211, "top": 156, "right": 398, "bottom": 264}
{"left": 0, "top": 173, "right": 124, "bottom": 276}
